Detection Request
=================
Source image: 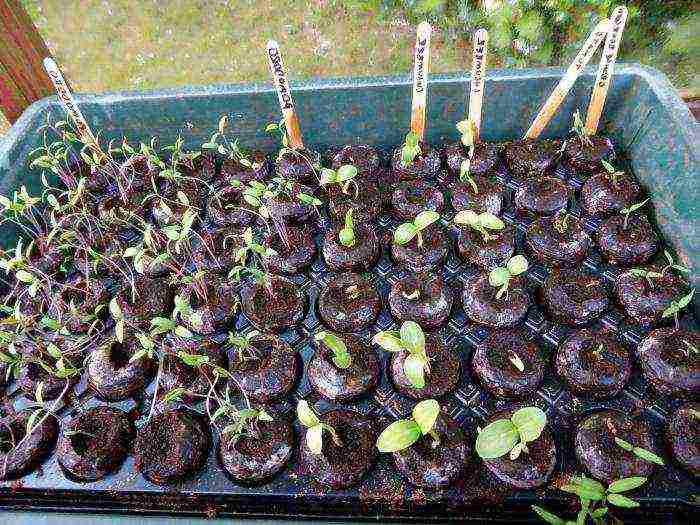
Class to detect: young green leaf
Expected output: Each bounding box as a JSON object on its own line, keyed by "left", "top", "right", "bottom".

{"left": 475, "top": 419, "right": 519, "bottom": 459}
{"left": 412, "top": 399, "right": 440, "bottom": 435}
{"left": 306, "top": 423, "right": 324, "bottom": 455}
{"left": 400, "top": 321, "right": 425, "bottom": 355}
{"left": 376, "top": 419, "right": 422, "bottom": 453}
{"left": 511, "top": 406, "right": 547, "bottom": 443}
{"left": 297, "top": 400, "right": 320, "bottom": 428}
{"left": 531, "top": 505, "right": 566, "bottom": 525}
{"left": 315, "top": 331, "right": 351, "bottom": 369}
{"left": 403, "top": 352, "right": 427, "bottom": 389}
{"left": 607, "top": 493, "right": 640, "bottom": 508}
{"left": 608, "top": 476, "right": 647, "bottom": 494}
{"left": 372, "top": 331, "right": 405, "bottom": 353}
{"left": 394, "top": 222, "right": 418, "bottom": 245}
{"left": 414, "top": 210, "right": 440, "bottom": 230}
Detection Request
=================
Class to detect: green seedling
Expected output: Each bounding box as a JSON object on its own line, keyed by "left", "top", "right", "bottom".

{"left": 401, "top": 132, "right": 421, "bottom": 166}
{"left": 394, "top": 210, "right": 440, "bottom": 249}
{"left": 297, "top": 400, "right": 342, "bottom": 455}
{"left": 376, "top": 399, "right": 441, "bottom": 452}
{"left": 338, "top": 209, "right": 356, "bottom": 247}
{"left": 620, "top": 199, "right": 649, "bottom": 230}
{"left": 614, "top": 437, "right": 665, "bottom": 466}
{"left": 319, "top": 164, "right": 359, "bottom": 197}
{"left": 488, "top": 255, "right": 529, "bottom": 299}
{"left": 373, "top": 321, "right": 429, "bottom": 389}
{"left": 476, "top": 406, "right": 547, "bottom": 460}
{"left": 314, "top": 331, "right": 351, "bottom": 369}
{"left": 454, "top": 210, "right": 504, "bottom": 242}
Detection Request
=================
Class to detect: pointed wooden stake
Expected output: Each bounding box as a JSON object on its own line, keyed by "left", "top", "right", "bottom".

{"left": 266, "top": 40, "right": 304, "bottom": 150}
{"left": 523, "top": 19, "right": 610, "bottom": 139}
{"left": 410, "top": 21, "right": 432, "bottom": 141}
{"left": 43, "top": 57, "right": 102, "bottom": 156}
{"left": 468, "top": 28, "right": 489, "bottom": 143}
{"left": 585, "top": 6, "right": 628, "bottom": 135}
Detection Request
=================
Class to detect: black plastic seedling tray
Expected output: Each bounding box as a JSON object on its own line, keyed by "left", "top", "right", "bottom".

{"left": 0, "top": 65, "right": 698, "bottom": 522}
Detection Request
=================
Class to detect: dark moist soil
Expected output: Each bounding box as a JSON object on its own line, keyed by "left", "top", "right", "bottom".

{"left": 472, "top": 330, "right": 544, "bottom": 399}
{"left": 159, "top": 336, "right": 226, "bottom": 402}
{"left": 321, "top": 222, "right": 380, "bottom": 272}
{"left": 462, "top": 273, "right": 530, "bottom": 328}
{"left": 390, "top": 336, "right": 461, "bottom": 400}
{"left": 177, "top": 272, "right": 239, "bottom": 335}
{"left": 482, "top": 406, "right": 556, "bottom": 489}
{"left": 597, "top": 214, "right": 659, "bottom": 267}
{"left": 391, "top": 225, "right": 449, "bottom": 274}
{"left": 554, "top": 328, "right": 631, "bottom": 398}
{"left": 575, "top": 410, "right": 658, "bottom": 483}
{"left": 97, "top": 193, "right": 147, "bottom": 239}
{"left": 562, "top": 135, "right": 615, "bottom": 175}
{"left": 388, "top": 273, "right": 454, "bottom": 329}
{"left": 219, "top": 150, "right": 271, "bottom": 185}
{"left": 637, "top": 328, "right": 700, "bottom": 398}
{"left": 227, "top": 333, "right": 300, "bottom": 403}
{"left": 327, "top": 180, "right": 383, "bottom": 224}
{"left": 542, "top": 269, "right": 609, "bottom": 326}
{"left": 263, "top": 224, "right": 317, "bottom": 275}
{"left": 73, "top": 230, "right": 126, "bottom": 277}
{"left": 206, "top": 185, "right": 257, "bottom": 228}
{"left": 442, "top": 141, "right": 499, "bottom": 178}
{"left": 331, "top": 144, "right": 381, "bottom": 181}
{"left": 87, "top": 336, "right": 155, "bottom": 401}
{"left": 391, "top": 141, "right": 441, "bottom": 180}
{"left": 308, "top": 334, "right": 380, "bottom": 402}
{"left": 266, "top": 182, "right": 320, "bottom": 224}
{"left": 115, "top": 276, "right": 174, "bottom": 328}
{"left": 524, "top": 215, "right": 591, "bottom": 267}
{"left": 150, "top": 181, "right": 207, "bottom": 227}
{"left": 0, "top": 408, "right": 58, "bottom": 480}
{"left": 47, "top": 274, "right": 109, "bottom": 334}
{"left": 514, "top": 176, "right": 570, "bottom": 217}
{"left": 134, "top": 408, "right": 211, "bottom": 485}
{"left": 240, "top": 275, "right": 305, "bottom": 333}
{"left": 503, "top": 139, "right": 560, "bottom": 179}
{"left": 27, "top": 238, "right": 64, "bottom": 275}
{"left": 317, "top": 273, "right": 381, "bottom": 333}
{"left": 300, "top": 409, "right": 377, "bottom": 489}
{"left": 437, "top": 173, "right": 506, "bottom": 215}
{"left": 391, "top": 180, "right": 445, "bottom": 221}
{"left": 218, "top": 416, "right": 294, "bottom": 484}
{"left": 392, "top": 413, "right": 471, "bottom": 489}
{"left": 191, "top": 225, "right": 245, "bottom": 273}
{"left": 56, "top": 406, "right": 134, "bottom": 482}
{"left": 456, "top": 224, "right": 516, "bottom": 270}
{"left": 18, "top": 355, "right": 78, "bottom": 401}
{"left": 666, "top": 402, "right": 700, "bottom": 477}
{"left": 275, "top": 149, "right": 321, "bottom": 185}
{"left": 580, "top": 171, "right": 643, "bottom": 218}
{"left": 614, "top": 267, "right": 688, "bottom": 326}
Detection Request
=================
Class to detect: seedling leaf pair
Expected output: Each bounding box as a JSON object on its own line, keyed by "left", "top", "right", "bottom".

{"left": 376, "top": 399, "right": 440, "bottom": 452}
{"left": 373, "top": 321, "right": 428, "bottom": 389}
{"left": 475, "top": 406, "right": 546, "bottom": 460}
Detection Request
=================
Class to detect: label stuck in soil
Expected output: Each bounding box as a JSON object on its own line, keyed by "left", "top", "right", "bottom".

{"left": 43, "top": 57, "right": 102, "bottom": 156}
{"left": 469, "top": 29, "right": 489, "bottom": 142}
{"left": 524, "top": 19, "right": 610, "bottom": 139}
{"left": 585, "top": 6, "right": 628, "bottom": 135}
{"left": 266, "top": 40, "right": 304, "bottom": 149}
{"left": 410, "top": 22, "right": 432, "bottom": 140}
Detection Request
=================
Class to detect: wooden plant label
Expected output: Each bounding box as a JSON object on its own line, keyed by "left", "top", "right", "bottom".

{"left": 266, "top": 40, "right": 304, "bottom": 150}
{"left": 43, "top": 57, "right": 102, "bottom": 155}
{"left": 469, "top": 28, "right": 489, "bottom": 142}
{"left": 410, "top": 21, "right": 432, "bottom": 140}
{"left": 523, "top": 19, "right": 610, "bottom": 139}
{"left": 585, "top": 6, "right": 628, "bottom": 135}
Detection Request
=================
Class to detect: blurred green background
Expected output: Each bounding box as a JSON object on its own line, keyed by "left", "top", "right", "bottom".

{"left": 1, "top": 0, "right": 697, "bottom": 132}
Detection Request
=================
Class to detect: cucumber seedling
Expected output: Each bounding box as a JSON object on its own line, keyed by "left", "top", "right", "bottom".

{"left": 373, "top": 321, "right": 429, "bottom": 389}
{"left": 476, "top": 406, "right": 547, "bottom": 461}
{"left": 488, "top": 255, "right": 529, "bottom": 299}
{"left": 454, "top": 210, "right": 504, "bottom": 242}
{"left": 376, "top": 399, "right": 441, "bottom": 452}
{"left": 297, "top": 400, "right": 342, "bottom": 454}
{"left": 394, "top": 210, "right": 441, "bottom": 249}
